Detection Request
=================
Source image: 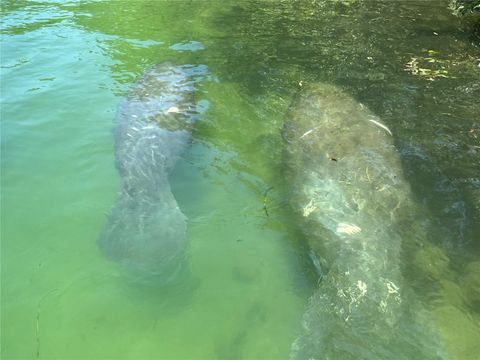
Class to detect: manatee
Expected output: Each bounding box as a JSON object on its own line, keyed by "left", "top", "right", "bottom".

{"left": 284, "top": 83, "right": 444, "bottom": 359}
{"left": 98, "top": 62, "right": 207, "bottom": 284}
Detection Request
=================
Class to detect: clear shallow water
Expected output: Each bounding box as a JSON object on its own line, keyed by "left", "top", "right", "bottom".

{"left": 1, "top": 1, "right": 479, "bottom": 359}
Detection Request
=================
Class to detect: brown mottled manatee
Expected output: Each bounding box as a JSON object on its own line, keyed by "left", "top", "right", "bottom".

{"left": 98, "top": 63, "right": 208, "bottom": 284}
{"left": 284, "top": 83, "right": 444, "bottom": 359}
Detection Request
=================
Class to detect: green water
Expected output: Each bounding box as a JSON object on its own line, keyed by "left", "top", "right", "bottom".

{"left": 1, "top": 1, "right": 479, "bottom": 359}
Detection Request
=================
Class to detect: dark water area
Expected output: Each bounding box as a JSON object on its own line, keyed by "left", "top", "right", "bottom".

{"left": 2, "top": 0, "right": 479, "bottom": 359}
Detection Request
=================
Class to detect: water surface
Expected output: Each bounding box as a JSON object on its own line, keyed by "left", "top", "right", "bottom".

{"left": 1, "top": 1, "right": 479, "bottom": 359}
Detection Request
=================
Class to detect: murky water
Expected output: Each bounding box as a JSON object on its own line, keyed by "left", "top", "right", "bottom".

{"left": 1, "top": 1, "right": 479, "bottom": 359}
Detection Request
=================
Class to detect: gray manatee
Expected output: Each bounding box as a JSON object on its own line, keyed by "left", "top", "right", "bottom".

{"left": 284, "top": 83, "right": 444, "bottom": 359}
{"left": 98, "top": 63, "right": 207, "bottom": 284}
